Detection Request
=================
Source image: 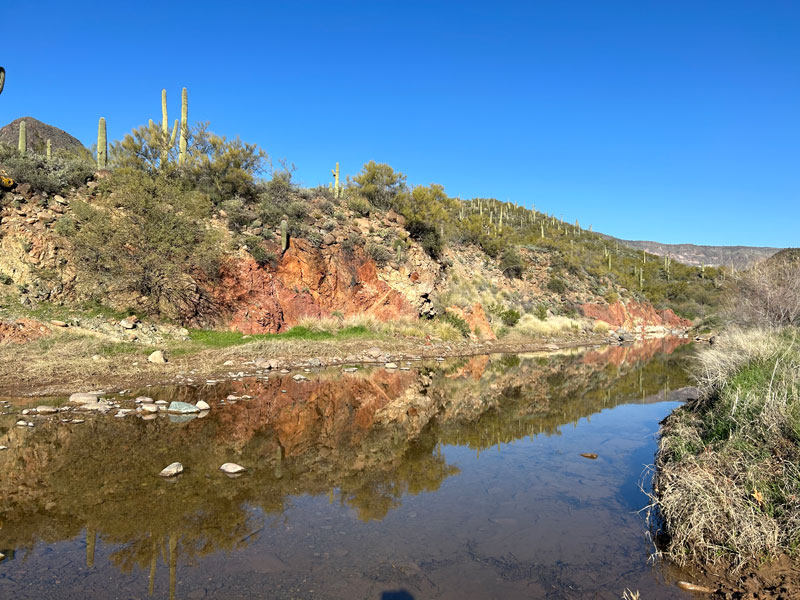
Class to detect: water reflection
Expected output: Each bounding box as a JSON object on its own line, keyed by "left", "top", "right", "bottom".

{"left": 0, "top": 337, "right": 693, "bottom": 599}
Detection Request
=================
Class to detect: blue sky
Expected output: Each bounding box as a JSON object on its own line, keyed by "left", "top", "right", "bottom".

{"left": 2, "top": 1, "right": 798, "bottom": 247}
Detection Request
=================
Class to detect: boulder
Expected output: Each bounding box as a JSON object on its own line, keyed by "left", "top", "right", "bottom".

{"left": 69, "top": 391, "right": 103, "bottom": 404}
{"left": 167, "top": 401, "right": 200, "bottom": 414}
{"left": 148, "top": 350, "right": 167, "bottom": 364}
{"left": 36, "top": 405, "right": 58, "bottom": 415}
{"left": 120, "top": 316, "right": 139, "bottom": 329}
{"left": 195, "top": 400, "right": 211, "bottom": 411}
{"left": 159, "top": 462, "right": 183, "bottom": 477}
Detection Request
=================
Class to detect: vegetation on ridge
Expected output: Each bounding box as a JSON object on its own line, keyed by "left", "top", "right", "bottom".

{"left": 0, "top": 97, "right": 726, "bottom": 326}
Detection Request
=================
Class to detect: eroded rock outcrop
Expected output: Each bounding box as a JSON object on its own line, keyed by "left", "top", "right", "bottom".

{"left": 580, "top": 300, "right": 691, "bottom": 331}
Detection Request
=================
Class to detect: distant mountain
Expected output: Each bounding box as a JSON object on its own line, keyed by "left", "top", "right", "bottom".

{"left": 0, "top": 117, "right": 87, "bottom": 156}
{"left": 607, "top": 237, "right": 780, "bottom": 269}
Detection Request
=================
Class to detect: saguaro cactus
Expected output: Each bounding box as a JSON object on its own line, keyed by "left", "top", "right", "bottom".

{"left": 280, "top": 216, "right": 289, "bottom": 253}
{"left": 97, "top": 117, "right": 107, "bottom": 169}
{"left": 178, "top": 87, "right": 188, "bottom": 165}
{"left": 331, "top": 162, "right": 340, "bottom": 198}
{"left": 46, "top": 139, "right": 51, "bottom": 160}
{"left": 160, "top": 89, "right": 179, "bottom": 166}
{"left": 18, "top": 120, "right": 26, "bottom": 154}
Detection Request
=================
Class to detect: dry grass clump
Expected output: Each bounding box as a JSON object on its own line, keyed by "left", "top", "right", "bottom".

{"left": 653, "top": 328, "right": 800, "bottom": 571}
{"left": 727, "top": 253, "right": 800, "bottom": 328}
{"left": 508, "top": 313, "right": 583, "bottom": 338}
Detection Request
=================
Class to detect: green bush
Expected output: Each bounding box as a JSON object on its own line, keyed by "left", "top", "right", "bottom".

{"left": 245, "top": 237, "right": 277, "bottom": 268}
{"left": 65, "top": 169, "right": 222, "bottom": 320}
{"left": 347, "top": 195, "right": 372, "bottom": 217}
{"left": 499, "top": 248, "right": 525, "bottom": 279}
{"left": 547, "top": 276, "right": 567, "bottom": 294}
{"left": 366, "top": 242, "right": 393, "bottom": 267}
{"left": 0, "top": 144, "right": 94, "bottom": 195}
{"left": 500, "top": 308, "right": 521, "bottom": 327}
{"left": 407, "top": 220, "right": 442, "bottom": 259}
{"left": 535, "top": 304, "right": 548, "bottom": 320}
{"left": 439, "top": 311, "right": 471, "bottom": 337}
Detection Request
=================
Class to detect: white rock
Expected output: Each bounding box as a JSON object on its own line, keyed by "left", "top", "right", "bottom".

{"left": 148, "top": 350, "right": 167, "bottom": 364}
{"left": 219, "top": 463, "right": 247, "bottom": 475}
{"left": 159, "top": 462, "right": 183, "bottom": 477}
{"left": 136, "top": 396, "right": 155, "bottom": 404}
{"left": 69, "top": 391, "right": 103, "bottom": 404}
{"left": 195, "top": 400, "right": 211, "bottom": 411}
{"left": 140, "top": 404, "right": 159, "bottom": 413}
{"left": 71, "top": 419, "right": 85, "bottom": 424}
{"left": 0, "top": 445, "right": 8, "bottom": 450}
{"left": 155, "top": 400, "right": 168, "bottom": 405}
{"left": 36, "top": 405, "right": 59, "bottom": 415}
{"left": 16, "top": 420, "right": 28, "bottom": 427}
{"left": 384, "top": 362, "right": 398, "bottom": 369}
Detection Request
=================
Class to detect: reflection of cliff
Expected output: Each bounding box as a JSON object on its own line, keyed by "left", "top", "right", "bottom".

{"left": 0, "top": 339, "right": 693, "bottom": 591}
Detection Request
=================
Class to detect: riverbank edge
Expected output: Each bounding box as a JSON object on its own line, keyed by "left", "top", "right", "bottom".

{"left": 1, "top": 330, "right": 686, "bottom": 399}
{"left": 652, "top": 327, "right": 800, "bottom": 597}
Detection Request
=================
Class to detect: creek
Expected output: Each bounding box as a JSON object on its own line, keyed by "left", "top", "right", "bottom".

{"left": 0, "top": 338, "right": 696, "bottom": 599}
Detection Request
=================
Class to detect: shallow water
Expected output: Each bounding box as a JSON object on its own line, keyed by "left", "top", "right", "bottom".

{"left": 0, "top": 338, "right": 696, "bottom": 599}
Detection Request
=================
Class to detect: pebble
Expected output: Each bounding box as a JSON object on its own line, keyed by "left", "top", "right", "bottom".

{"left": 0, "top": 445, "right": 7, "bottom": 450}
{"left": 36, "top": 405, "right": 59, "bottom": 415}
{"left": 140, "top": 404, "right": 159, "bottom": 413}
{"left": 159, "top": 462, "right": 184, "bottom": 477}
{"left": 136, "top": 396, "right": 154, "bottom": 404}
{"left": 384, "top": 362, "right": 398, "bottom": 369}
{"left": 16, "top": 420, "right": 28, "bottom": 427}
{"left": 71, "top": 419, "right": 85, "bottom": 424}
{"left": 196, "top": 400, "right": 211, "bottom": 411}
{"left": 343, "top": 367, "right": 358, "bottom": 373}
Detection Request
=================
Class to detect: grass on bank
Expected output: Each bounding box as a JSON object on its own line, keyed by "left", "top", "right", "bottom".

{"left": 653, "top": 327, "right": 800, "bottom": 570}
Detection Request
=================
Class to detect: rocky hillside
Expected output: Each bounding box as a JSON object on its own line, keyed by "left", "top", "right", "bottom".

{"left": 0, "top": 117, "right": 88, "bottom": 156}
{"left": 609, "top": 237, "right": 779, "bottom": 269}
{"left": 0, "top": 117, "right": 724, "bottom": 340}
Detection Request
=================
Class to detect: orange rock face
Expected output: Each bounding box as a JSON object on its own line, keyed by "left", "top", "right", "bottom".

{"left": 580, "top": 300, "right": 691, "bottom": 330}
{"left": 0, "top": 318, "right": 51, "bottom": 344}
{"left": 213, "top": 239, "right": 419, "bottom": 334}
{"left": 445, "top": 303, "right": 496, "bottom": 340}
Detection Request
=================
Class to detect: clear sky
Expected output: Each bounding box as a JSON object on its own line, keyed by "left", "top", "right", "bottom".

{"left": 2, "top": 1, "right": 798, "bottom": 247}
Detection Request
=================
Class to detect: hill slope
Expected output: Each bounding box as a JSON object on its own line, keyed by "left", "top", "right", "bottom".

{"left": 0, "top": 117, "right": 87, "bottom": 156}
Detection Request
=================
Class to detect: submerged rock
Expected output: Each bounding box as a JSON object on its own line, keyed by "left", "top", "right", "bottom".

{"left": 159, "top": 462, "right": 183, "bottom": 477}
{"left": 167, "top": 401, "right": 199, "bottom": 414}
{"left": 220, "top": 463, "right": 247, "bottom": 475}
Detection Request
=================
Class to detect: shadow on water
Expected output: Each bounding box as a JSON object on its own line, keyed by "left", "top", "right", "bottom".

{"left": 0, "top": 337, "right": 696, "bottom": 599}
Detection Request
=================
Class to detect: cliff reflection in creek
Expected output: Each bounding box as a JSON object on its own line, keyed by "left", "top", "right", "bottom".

{"left": 0, "top": 337, "right": 692, "bottom": 596}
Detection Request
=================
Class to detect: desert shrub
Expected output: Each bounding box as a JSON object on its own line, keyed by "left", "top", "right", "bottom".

{"left": 547, "top": 276, "right": 567, "bottom": 294}
{"left": 366, "top": 242, "right": 393, "bottom": 267}
{"left": 500, "top": 308, "right": 521, "bottom": 327}
{"left": 0, "top": 144, "right": 94, "bottom": 195}
{"left": 406, "top": 220, "right": 442, "bottom": 259}
{"left": 726, "top": 253, "right": 800, "bottom": 328}
{"left": 351, "top": 161, "right": 408, "bottom": 210}
{"left": 438, "top": 311, "right": 471, "bottom": 338}
{"left": 534, "top": 303, "right": 548, "bottom": 320}
{"left": 341, "top": 232, "right": 364, "bottom": 256}
{"left": 245, "top": 237, "right": 277, "bottom": 268}
{"left": 499, "top": 247, "right": 525, "bottom": 278}
{"left": 65, "top": 169, "right": 221, "bottom": 320}
{"left": 347, "top": 195, "right": 372, "bottom": 217}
